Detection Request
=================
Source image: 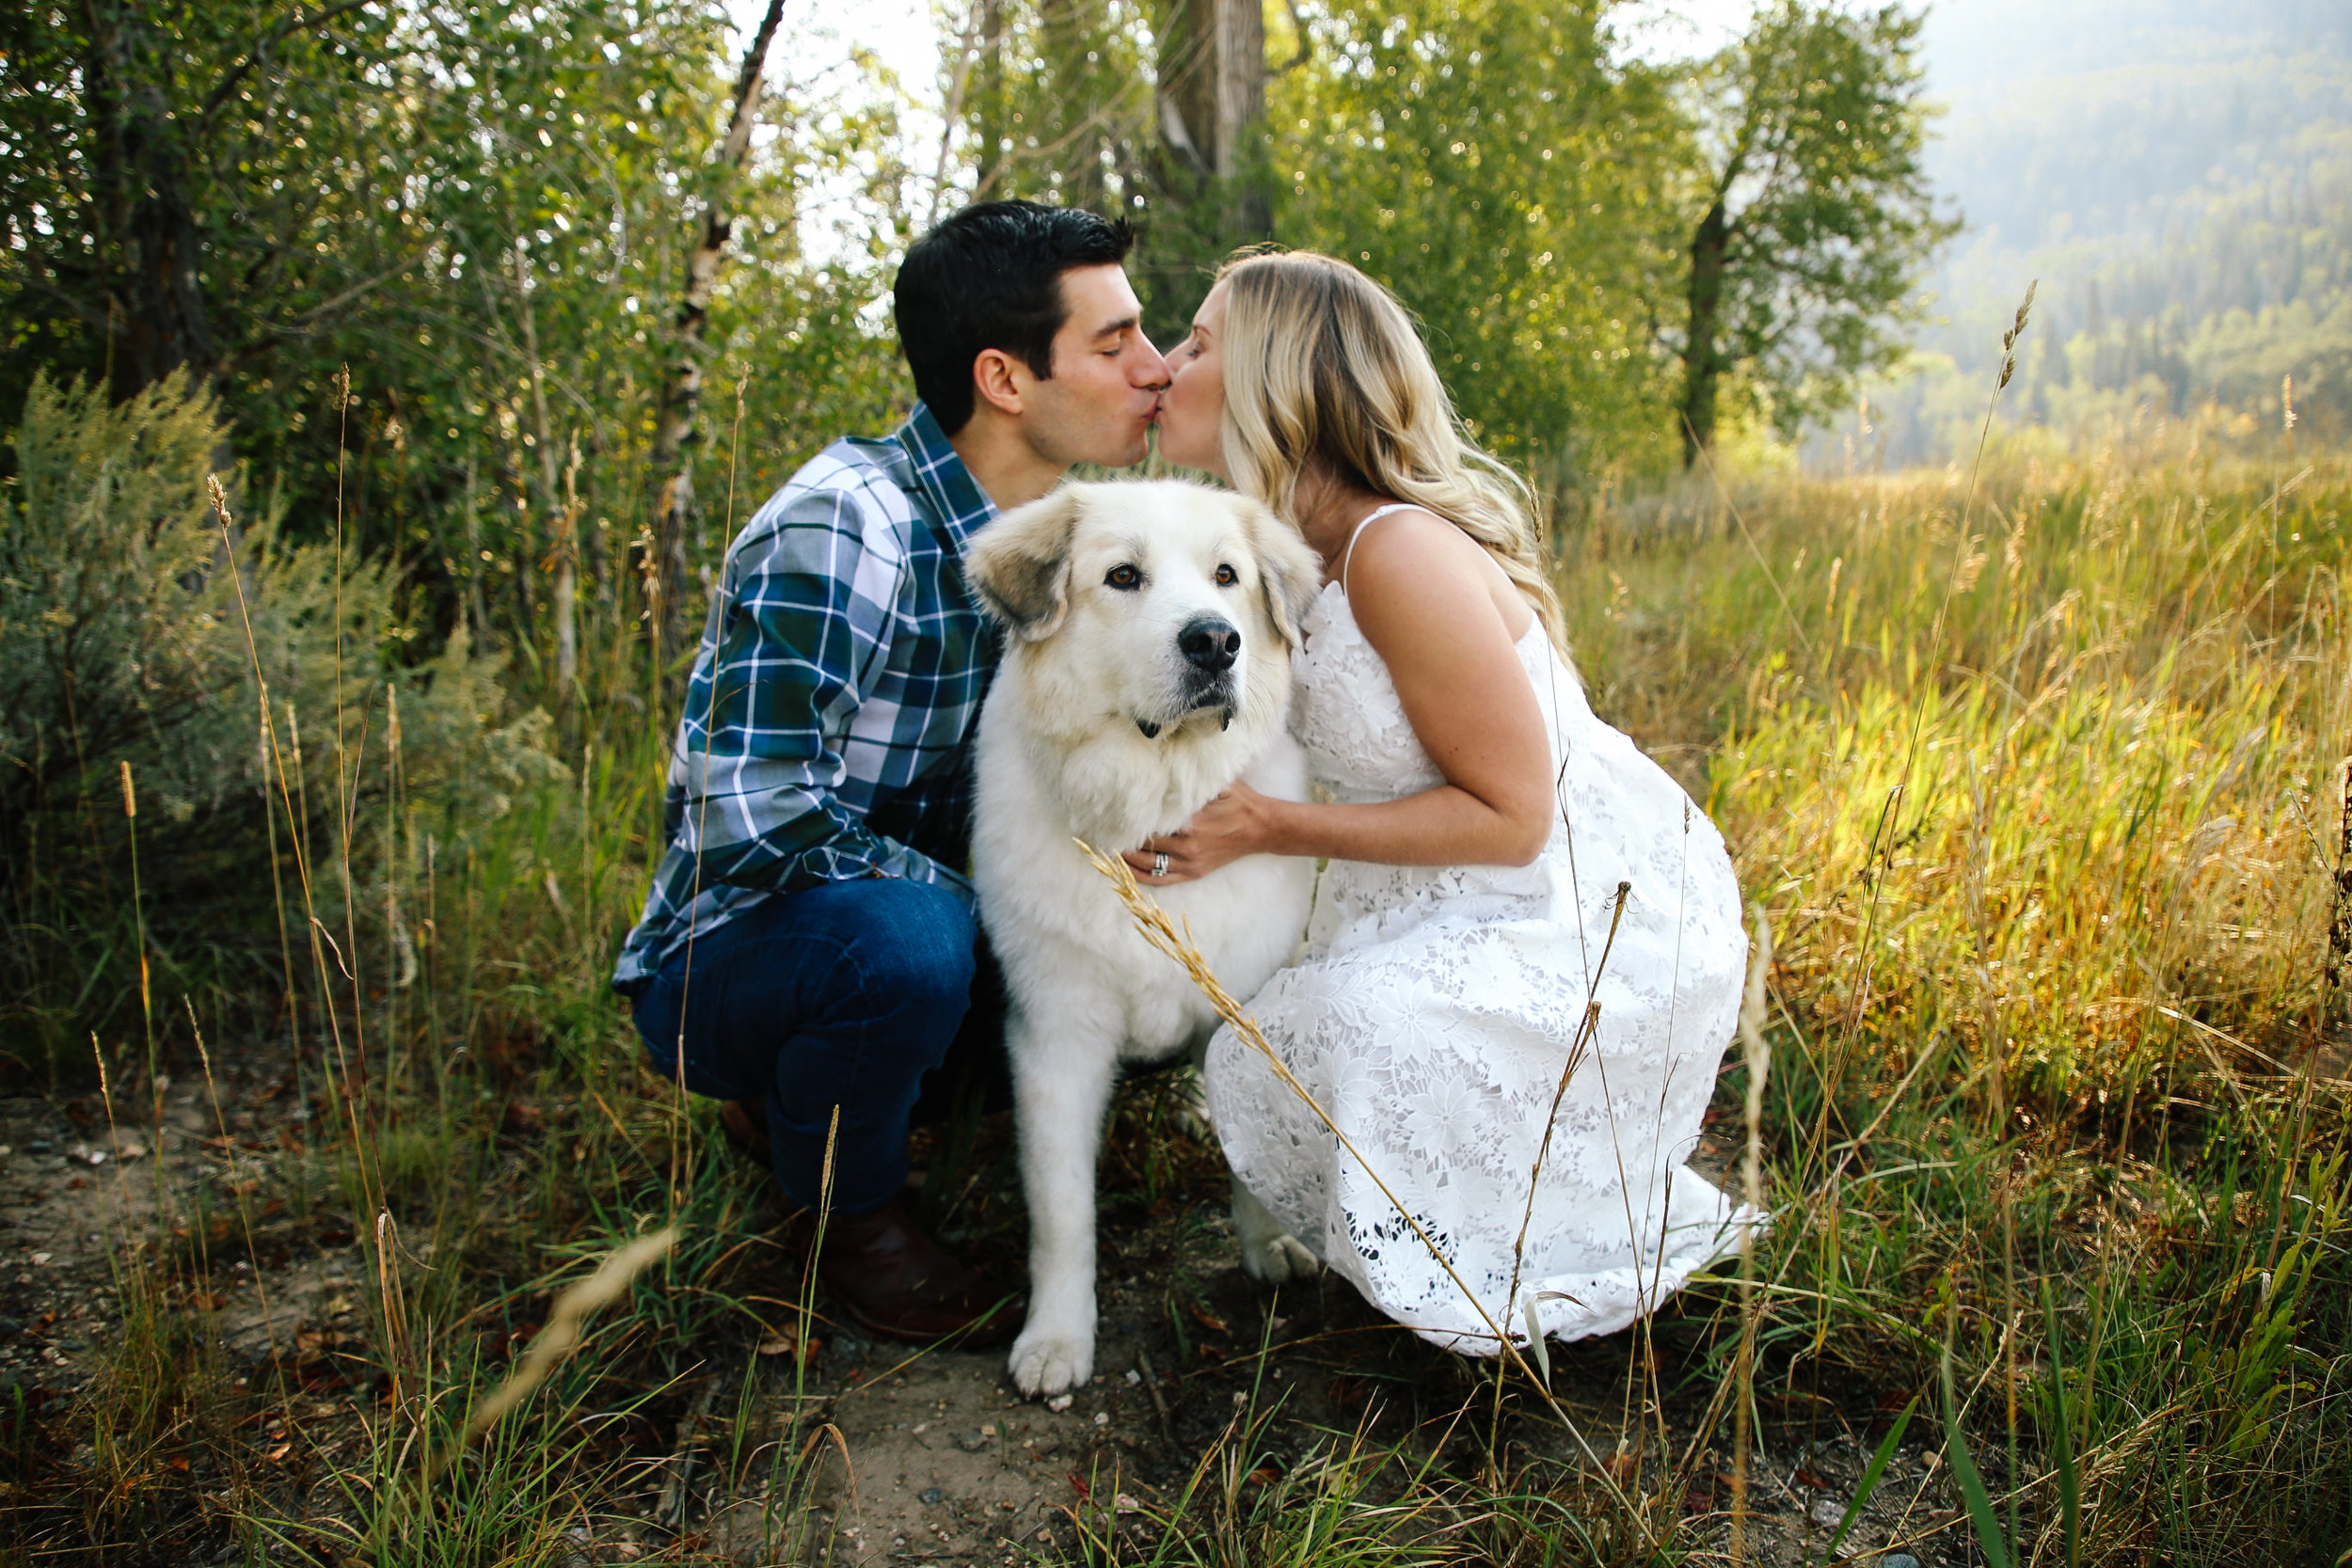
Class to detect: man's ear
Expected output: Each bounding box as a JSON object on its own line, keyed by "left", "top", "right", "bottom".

{"left": 1239, "top": 495, "right": 1323, "bottom": 650}
{"left": 972, "top": 346, "right": 1027, "bottom": 420}
{"left": 965, "top": 484, "right": 1087, "bottom": 640}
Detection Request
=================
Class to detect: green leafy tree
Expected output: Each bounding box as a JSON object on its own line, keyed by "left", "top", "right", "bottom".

{"left": 0, "top": 0, "right": 912, "bottom": 680}
{"left": 0, "top": 0, "right": 721, "bottom": 566}
{"left": 958, "top": 0, "right": 1152, "bottom": 212}
{"left": 0, "top": 0, "right": 411, "bottom": 408}
{"left": 1272, "top": 0, "right": 1688, "bottom": 476}
{"left": 1673, "top": 0, "right": 1955, "bottom": 465}
{"left": 946, "top": 0, "right": 1691, "bottom": 471}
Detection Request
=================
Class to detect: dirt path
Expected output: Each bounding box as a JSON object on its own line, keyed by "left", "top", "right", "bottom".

{"left": 1, "top": 1072, "right": 1957, "bottom": 1566}
{"left": 2, "top": 1089, "right": 177, "bottom": 1403}
{"left": 679, "top": 1197, "right": 1956, "bottom": 1567}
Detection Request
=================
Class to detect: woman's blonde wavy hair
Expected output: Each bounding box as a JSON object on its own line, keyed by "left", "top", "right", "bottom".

{"left": 1212, "top": 249, "right": 1565, "bottom": 647}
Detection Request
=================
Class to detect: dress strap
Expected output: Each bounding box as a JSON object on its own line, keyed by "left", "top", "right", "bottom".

{"left": 1337, "top": 502, "right": 1428, "bottom": 594}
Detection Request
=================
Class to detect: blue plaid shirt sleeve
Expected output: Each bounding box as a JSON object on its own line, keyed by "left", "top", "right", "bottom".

{"left": 613, "top": 406, "right": 996, "bottom": 993}
{"left": 668, "top": 481, "right": 954, "bottom": 895}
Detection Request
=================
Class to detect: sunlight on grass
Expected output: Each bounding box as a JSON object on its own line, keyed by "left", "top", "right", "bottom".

{"left": 1565, "top": 445, "right": 2352, "bottom": 1561}
{"left": 6, "top": 393, "right": 2347, "bottom": 1564}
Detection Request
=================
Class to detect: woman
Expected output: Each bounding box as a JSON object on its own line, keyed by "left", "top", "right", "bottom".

{"left": 1138, "top": 251, "right": 1755, "bottom": 1353}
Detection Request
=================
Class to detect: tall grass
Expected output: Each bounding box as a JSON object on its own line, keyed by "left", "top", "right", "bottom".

{"left": 0, "top": 375, "right": 824, "bottom": 1563}
{"left": 4, "top": 385, "right": 2347, "bottom": 1562}
{"left": 1565, "top": 444, "right": 2352, "bottom": 1561}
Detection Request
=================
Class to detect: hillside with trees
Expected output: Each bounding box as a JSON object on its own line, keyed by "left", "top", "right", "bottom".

{"left": 1821, "top": 0, "right": 2352, "bottom": 461}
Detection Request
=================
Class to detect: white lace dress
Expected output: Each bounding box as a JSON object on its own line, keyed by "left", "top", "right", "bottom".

{"left": 1203, "top": 525, "right": 1755, "bottom": 1354}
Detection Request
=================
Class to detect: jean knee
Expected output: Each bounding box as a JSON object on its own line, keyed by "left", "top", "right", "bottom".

{"left": 848, "top": 882, "right": 975, "bottom": 1015}
{"left": 630, "top": 981, "right": 681, "bottom": 1076}
{"left": 869, "top": 931, "right": 976, "bottom": 1018}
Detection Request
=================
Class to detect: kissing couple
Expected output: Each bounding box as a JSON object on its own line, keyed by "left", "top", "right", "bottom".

{"left": 613, "top": 198, "right": 1754, "bottom": 1383}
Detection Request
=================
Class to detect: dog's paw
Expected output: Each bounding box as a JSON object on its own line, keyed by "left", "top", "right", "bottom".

{"left": 1241, "top": 1230, "right": 1321, "bottom": 1285}
{"left": 1008, "top": 1326, "right": 1094, "bottom": 1397}
{"left": 1230, "top": 1180, "right": 1319, "bottom": 1285}
{"left": 1169, "top": 1101, "right": 1216, "bottom": 1148}
{"left": 1168, "top": 1080, "right": 1216, "bottom": 1147}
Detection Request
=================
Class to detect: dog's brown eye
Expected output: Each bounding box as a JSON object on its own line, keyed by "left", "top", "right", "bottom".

{"left": 1105, "top": 563, "right": 1141, "bottom": 591}
{"left": 1215, "top": 563, "right": 1239, "bottom": 586}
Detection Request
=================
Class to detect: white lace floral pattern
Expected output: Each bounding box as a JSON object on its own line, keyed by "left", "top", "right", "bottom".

{"left": 1204, "top": 580, "right": 1756, "bottom": 1353}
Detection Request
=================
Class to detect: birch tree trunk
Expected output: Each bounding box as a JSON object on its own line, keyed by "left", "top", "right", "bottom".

{"left": 647, "top": 0, "right": 789, "bottom": 647}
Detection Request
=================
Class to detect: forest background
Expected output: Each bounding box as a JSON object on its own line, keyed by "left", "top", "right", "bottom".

{"left": 9, "top": 0, "right": 2347, "bottom": 1060}
{"left": 1, "top": 0, "right": 1982, "bottom": 1069}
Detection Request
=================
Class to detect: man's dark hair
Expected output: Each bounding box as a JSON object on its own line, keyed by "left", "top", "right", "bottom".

{"left": 894, "top": 200, "right": 1136, "bottom": 434}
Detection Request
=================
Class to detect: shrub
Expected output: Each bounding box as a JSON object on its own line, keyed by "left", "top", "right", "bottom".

{"left": 0, "top": 372, "right": 561, "bottom": 1080}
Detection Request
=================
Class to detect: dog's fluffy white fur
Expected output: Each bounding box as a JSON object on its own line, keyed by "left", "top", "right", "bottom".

{"left": 965, "top": 479, "right": 1323, "bottom": 1397}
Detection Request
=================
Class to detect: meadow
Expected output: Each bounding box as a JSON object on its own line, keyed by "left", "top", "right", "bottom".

{"left": 1, "top": 385, "right": 2346, "bottom": 1565}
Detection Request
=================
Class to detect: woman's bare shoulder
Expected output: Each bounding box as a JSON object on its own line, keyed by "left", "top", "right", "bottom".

{"left": 1344, "top": 507, "right": 1528, "bottom": 643}
{"left": 1343, "top": 506, "right": 1486, "bottom": 594}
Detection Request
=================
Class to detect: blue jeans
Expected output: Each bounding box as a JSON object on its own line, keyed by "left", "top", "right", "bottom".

{"left": 630, "top": 878, "right": 1002, "bottom": 1216}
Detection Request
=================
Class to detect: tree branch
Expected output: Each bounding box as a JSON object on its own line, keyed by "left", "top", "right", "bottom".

{"left": 718, "top": 0, "right": 789, "bottom": 172}
{"left": 647, "top": 0, "right": 789, "bottom": 635}
{"left": 0, "top": 260, "right": 121, "bottom": 335}
{"left": 1274, "top": 0, "right": 1312, "bottom": 73}
{"left": 200, "top": 0, "right": 376, "bottom": 126}
{"left": 258, "top": 245, "right": 437, "bottom": 336}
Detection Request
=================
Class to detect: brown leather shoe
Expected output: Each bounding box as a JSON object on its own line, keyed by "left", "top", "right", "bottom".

{"left": 718, "top": 1100, "right": 771, "bottom": 1164}
{"left": 816, "top": 1198, "right": 1024, "bottom": 1347}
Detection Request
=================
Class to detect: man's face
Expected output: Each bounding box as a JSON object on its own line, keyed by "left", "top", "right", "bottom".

{"left": 1013, "top": 264, "right": 1169, "bottom": 469}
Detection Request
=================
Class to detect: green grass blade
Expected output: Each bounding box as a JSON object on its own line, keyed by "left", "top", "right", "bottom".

{"left": 2042, "top": 1281, "right": 2081, "bottom": 1568}
{"left": 1942, "top": 1347, "right": 2012, "bottom": 1568}
{"left": 1826, "top": 1394, "right": 1916, "bottom": 1558}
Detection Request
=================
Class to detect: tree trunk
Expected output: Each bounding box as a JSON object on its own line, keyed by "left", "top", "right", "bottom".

{"left": 1679, "top": 196, "right": 1729, "bottom": 469}
{"left": 462, "top": 456, "right": 489, "bottom": 650}
{"left": 513, "top": 241, "right": 577, "bottom": 697}
{"left": 974, "top": 0, "right": 1009, "bottom": 198}
{"left": 648, "top": 0, "right": 788, "bottom": 648}
{"left": 84, "top": 1, "right": 219, "bottom": 401}
{"left": 552, "top": 444, "right": 580, "bottom": 701}
{"left": 1214, "top": 0, "right": 1269, "bottom": 237}
{"left": 1158, "top": 0, "right": 1217, "bottom": 187}
{"left": 1156, "top": 0, "right": 1269, "bottom": 236}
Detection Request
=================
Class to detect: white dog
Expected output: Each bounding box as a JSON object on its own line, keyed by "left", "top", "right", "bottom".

{"left": 964, "top": 479, "right": 1325, "bottom": 1398}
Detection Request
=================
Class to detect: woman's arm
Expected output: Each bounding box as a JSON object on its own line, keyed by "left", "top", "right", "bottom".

{"left": 1131, "top": 510, "right": 1554, "bottom": 882}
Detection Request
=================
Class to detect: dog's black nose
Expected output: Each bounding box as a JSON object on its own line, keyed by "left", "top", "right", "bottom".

{"left": 1177, "top": 616, "right": 1241, "bottom": 673}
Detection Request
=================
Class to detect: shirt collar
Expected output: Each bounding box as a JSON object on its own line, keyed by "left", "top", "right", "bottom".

{"left": 897, "top": 402, "right": 997, "bottom": 550}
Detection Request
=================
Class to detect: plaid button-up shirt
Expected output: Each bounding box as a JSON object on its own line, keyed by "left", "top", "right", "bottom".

{"left": 613, "top": 404, "right": 1000, "bottom": 992}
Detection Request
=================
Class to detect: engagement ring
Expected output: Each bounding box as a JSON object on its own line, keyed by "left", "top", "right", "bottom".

{"left": 1152, "top": 851, "right": 1170, "bottom": 879}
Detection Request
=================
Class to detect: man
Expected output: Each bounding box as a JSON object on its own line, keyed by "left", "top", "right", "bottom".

{"left": 614, "top": 201, "right": 1168, "bottom": 1343}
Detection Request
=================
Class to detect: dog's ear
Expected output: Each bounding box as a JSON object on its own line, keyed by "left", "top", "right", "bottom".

{"left": 1240, "top": 496, "right": 1324, "bottom": 650}
{"left": 965, "top": 485, "right": 1085, "bottom": 641}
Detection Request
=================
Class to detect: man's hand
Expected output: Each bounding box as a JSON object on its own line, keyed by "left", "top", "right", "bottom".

{"left": 1123, "top": 781, "right": 1284, "bottom": 885}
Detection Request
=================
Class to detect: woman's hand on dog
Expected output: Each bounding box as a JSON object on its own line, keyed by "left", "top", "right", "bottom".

{"left": 1128, "top": 782, "right": 1281, "bottom": 884}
